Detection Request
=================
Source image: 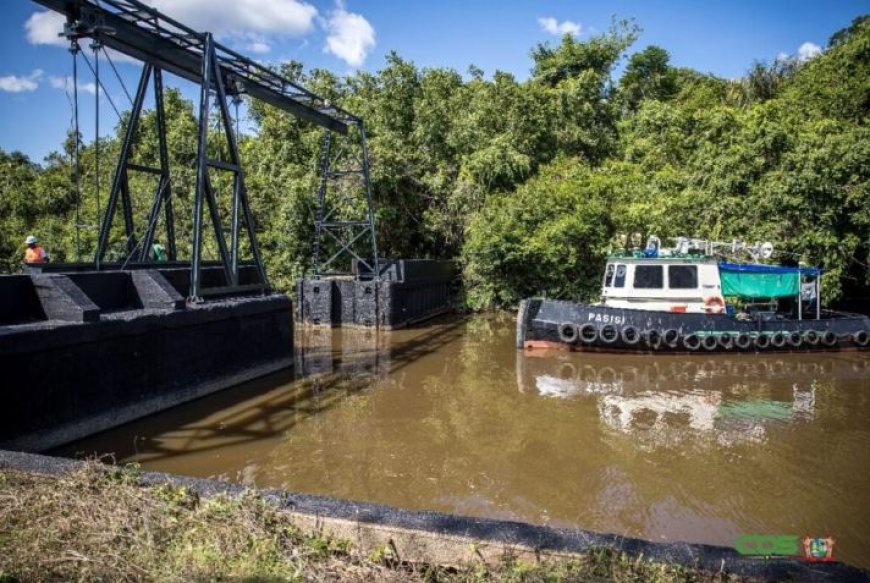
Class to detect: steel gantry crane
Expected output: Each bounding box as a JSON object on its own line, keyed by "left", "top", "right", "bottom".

{"left": 34, "top": 0, "right": 379, "bottom": 300}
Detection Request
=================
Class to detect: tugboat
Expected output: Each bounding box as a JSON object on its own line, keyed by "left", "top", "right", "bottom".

{"left": 517, "top": 236, "right": 870, "bottom": 353}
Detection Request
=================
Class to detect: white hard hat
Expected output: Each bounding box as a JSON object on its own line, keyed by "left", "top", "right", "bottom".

{"left": 25, "top": 235, "right": 38, "bottom": 245}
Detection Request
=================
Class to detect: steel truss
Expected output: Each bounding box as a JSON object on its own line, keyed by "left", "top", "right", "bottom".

{"left": 94, "top": 63, "right": 176, "bottom": 266}
{"left": 312, "top": 124, "right": 379, "bottom": 279}
{"left": 34, "top": 0, "right": 380, "bottom": 299}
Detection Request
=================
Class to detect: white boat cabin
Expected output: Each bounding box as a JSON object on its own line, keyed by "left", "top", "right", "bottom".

{"left": 599, "top": 257, "right": 724, "bottom": 314}
{"left": 596, "top": 236, "right": 822, "bottom": 317}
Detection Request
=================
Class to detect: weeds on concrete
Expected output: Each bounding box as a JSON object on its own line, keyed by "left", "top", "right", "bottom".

{"left": 0, "top": 464, "right": 745, "bottom": 582}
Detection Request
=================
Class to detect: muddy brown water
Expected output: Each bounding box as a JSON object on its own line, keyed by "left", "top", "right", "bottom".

{"left": 60, "top": 314, "right": 870, "bottom": 567}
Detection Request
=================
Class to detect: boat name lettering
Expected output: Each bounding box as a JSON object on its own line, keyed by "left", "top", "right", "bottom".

{"left": 587, "top": 313, "right": 625, "bottom": 325}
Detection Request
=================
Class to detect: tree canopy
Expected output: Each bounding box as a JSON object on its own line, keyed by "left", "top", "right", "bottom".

{"left": 2, "top": 15, "right": 868, "bottom": 308}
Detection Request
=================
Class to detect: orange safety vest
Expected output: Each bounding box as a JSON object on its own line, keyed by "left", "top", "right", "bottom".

{"left": 24, "top": 245, "right": 47, "bottom": 264}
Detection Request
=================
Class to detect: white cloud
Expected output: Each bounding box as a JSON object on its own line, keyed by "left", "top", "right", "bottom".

{"left": 324, "top": 2, "right": 375, "bottom": 67}
{"left": 243, "top": 37, "right": 272, "bottom": 54}
{"left": 538, "top": 17, "right": 581, "bottom": 37}
{"left": 0, "top": 69, "right": 43, "bottom": 93}
{"left": 146, "top": 0, "right": 317, "bottom": 37}
{"left": 49, "top": 75, "right": 99, "bottom": 95}
{"left": 797, "top": 41, "right": 822, "bottom": 62}
{"left": 25, "top": 1, "right": 316, "bottom": 60}
{"left": 25, "top": 10, "right": 66, "bottom": 46}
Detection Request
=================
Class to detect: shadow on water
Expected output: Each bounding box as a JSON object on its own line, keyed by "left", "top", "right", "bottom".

{"left": 56, "top": 315, "right": 470, "bottom": 464}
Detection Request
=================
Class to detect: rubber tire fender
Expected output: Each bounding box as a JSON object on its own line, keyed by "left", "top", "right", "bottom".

{"left": 702, "top": 335, "right": 718, "bottom": 351}
{"left": 734, "top": 333, "right": 752, "bottom": 350}
{"left": 821, "top": 331, "right": 838, "bottom": 347}
{"left": 644, "top": 329, "right": 662, "bottom": 350}
{"left": 599, "top": 324, "right": 619, "bottom": 344}
{"left": 718, "top": 332, "right": 734, "bottom": 349}
{"left": 682, "top": 334, "right": 701, "bottom": 351}
{"left": 770, "top": 332, "right": 787, "bottom": 349}
{"left": 578, "top": 323, "right": 598, "bottom": 344}
{"left": 755, "top": 334, "right": 771, "bottom": 350}
{"left": 662, "top": 329, "right": 680, "bottom": 348}
{"left": 558, "top": 322, "right": 579, "bottom": 344}
{"left": 803, "top": 330, "right": 820, "bottom": 346}
{"left": 852, "top": 330, "right": 870, "bottom": 347}
{"left": 786, "top": 331, "right": 803, "bottom": 348}
{"left": 620, "top": 325, "right": 641, "bottom": 345}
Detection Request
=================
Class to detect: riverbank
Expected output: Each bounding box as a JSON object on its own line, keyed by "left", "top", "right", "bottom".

{"left": 0, "top": 461, "right": 741, "bottom": 582}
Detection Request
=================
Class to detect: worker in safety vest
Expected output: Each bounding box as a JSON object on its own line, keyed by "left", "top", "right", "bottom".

{"left": 23, "top": 235, "right": 48, "bottom": 264}
{"left": 151, "top": 241, "right": 167, "bottom": 262}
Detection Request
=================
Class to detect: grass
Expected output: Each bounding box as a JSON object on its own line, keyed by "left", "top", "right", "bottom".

{"left": 0, "top": 462, "right": 748, "bottom": 582}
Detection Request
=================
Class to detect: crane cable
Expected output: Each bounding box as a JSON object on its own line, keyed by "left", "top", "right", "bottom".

{"left": 92, "top": 39, "right": 101, "bottom": 240}
{"left": 70, "top": 38, "right": 82, "bottom": 261}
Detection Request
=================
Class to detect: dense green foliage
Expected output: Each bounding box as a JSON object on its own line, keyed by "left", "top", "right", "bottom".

{"left": 1, "top": 16, "right": 868, "bottom": 307}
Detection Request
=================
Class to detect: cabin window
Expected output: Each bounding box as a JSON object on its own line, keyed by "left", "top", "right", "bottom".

{"left": 614, "top": 264, "right": 627, "bottom": 288}
{"left": 633, "top": 265, "right": 663, "bottom": 288}
{"left": 604, "top": 264, "right": 615, "bottom": 287}
{"left": 668, "top": 265, "right": 698, "bottom": 289}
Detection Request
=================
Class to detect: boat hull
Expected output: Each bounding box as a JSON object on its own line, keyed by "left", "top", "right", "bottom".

{"left": 517, "top": 298, "right": 870, "bottom": 353}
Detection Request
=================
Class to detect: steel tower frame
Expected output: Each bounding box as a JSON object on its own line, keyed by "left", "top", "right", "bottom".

{"left": 312, "top": 123, "right": 380, "bottom": 280}
{"left": 34, "top": 0, "right": 380, "bottom": 299}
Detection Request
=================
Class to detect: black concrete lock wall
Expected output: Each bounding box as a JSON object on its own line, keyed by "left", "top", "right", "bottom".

{"left": 298, "top": 259, "right": 455, "bottom": 329}
{"left": 352, "top": 259, "right": 455, "bottom": 284}
{"left": 65, "top": 272, "right": 143, "bottom": 311}
{"left": 354, "top": 280, "right": 379, "bottom": 326}
{"left": 0, "top": 276, "right": 46, "bottom": 325}
{"left": 394, "top": 259, "right": 454, "bottom": 284}
{"left": 378, "top": 281, "right": 451, "bottom": 328}
{"left": 158, "top": 264, "right": 263, "bottom": 297}
{"left": 297, "top": 279, "right": 333, "bottom": 326}
{"left": 335, "top": 280, "right": 357, "bottom": 325}
{"left": 0, "top": 270, "right": 294, "bottom": 452}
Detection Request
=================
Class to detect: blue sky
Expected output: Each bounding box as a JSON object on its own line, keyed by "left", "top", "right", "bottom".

{"left": 0, "top": 0, "right": 866, "bottom": 163}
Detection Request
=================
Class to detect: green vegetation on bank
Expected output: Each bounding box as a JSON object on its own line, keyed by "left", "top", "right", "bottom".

{"left": 1, "top": 16, "right": 867, "bottom": 308}
{"left": 0, "top": 463, "right": 745, "bottom": 582}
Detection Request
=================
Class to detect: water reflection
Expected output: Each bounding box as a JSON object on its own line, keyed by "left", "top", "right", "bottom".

{"left": 60, "top": 315, "right": 870, "bottom": 568}
{"left": 515, "top": 354, "right": 843, "bottom": 448}
{"left": 297, "top": 327, "right": 385, "bottom": 377}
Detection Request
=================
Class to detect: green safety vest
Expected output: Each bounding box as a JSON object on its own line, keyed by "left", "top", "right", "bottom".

{"left": 152, "top": 243, "right": 167, "bottom": 262}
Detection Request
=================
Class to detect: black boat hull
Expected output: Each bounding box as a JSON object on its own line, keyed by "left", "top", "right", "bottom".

{"left": 517, "top": 298, "right": 870, "bottom": 353}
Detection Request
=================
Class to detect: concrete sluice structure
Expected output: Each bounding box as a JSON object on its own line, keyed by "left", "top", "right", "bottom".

{"left": 297, "top": 259, "right": 455, "bottom": 329}
{"left": 0, "top": 265, "right": 293, "bottom": 452}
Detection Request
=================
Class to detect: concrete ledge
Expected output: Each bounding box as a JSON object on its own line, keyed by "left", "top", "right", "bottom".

{"left": 0, "top": 450, "right": 865, "bottom": 582}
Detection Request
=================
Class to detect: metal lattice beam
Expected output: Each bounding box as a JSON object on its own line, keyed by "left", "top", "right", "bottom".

{"left": 33, "top": 0, "right": 356, "bottom": 133}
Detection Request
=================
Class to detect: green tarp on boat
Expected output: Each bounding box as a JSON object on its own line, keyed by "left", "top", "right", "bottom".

{"left": 718, "top": 263, "right": 821, "bottom": 299}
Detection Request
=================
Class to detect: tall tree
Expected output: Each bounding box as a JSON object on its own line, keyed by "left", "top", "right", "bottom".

{"left": 619, "top": 45, "right": 679, "bottom": 111}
